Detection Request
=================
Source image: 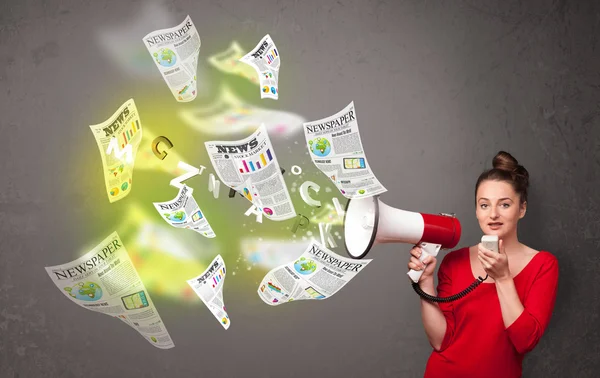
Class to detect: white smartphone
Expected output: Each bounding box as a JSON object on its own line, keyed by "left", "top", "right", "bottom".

{"left": 481, "top": 235, "right": 499, "bottom": 253}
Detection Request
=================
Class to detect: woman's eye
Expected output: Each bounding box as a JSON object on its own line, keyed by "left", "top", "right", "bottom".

{"left": 501, "top": 203, "right": 510, "bottom": 208}
{"left": 480, "top": 204, "right": 488, "bottom": 208}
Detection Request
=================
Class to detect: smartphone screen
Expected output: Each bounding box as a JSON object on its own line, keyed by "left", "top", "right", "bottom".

{"left": 121, "top": 290, "right": 150, "bottom": 310}
{"left": 343, "top": 157, "right": 366, "bottom": 169}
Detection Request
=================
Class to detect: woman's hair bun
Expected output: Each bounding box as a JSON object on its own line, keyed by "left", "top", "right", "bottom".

{"left": 492, "top": 151, "right": 518, "bottom": 171}
{"left": 476, "top": 151, "right": 530, "bottom": 203}
{"left": 493, "top": 151, "right": 529, "bottom": 177}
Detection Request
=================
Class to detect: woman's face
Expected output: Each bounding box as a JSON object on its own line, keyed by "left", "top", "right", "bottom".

{"left": 475, "top": 180, "right": 526, "bottom": 238}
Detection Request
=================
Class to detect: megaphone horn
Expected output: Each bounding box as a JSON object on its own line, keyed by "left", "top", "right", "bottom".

{"left": 343, "top": 196, "right": 461, "bottom": 282}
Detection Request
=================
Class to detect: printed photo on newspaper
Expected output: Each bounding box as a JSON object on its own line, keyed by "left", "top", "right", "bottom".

{"left": 302, "top": 101, "right": 387, "bottom": 199}
{"left": 239, "top": 34, "right": 280, "bottom": 100}
{"left": 257, "top": 241, "right": 371, "bottom": 306}
{"left": 186, "top": 255, "right": 230, "bottom": 330}
{"left": 89, "top": 98, "right": 142, "bottom": 203}
{"left": 153, "top": 184, "right": 216, "bottom": 238}
{"left": 44, "top": 231, "right": 175, "bottom": 349}
{"left": 208, "top": 41, "right": 259, "bottom": 85}
{"left": 205, "top": 124, "right": 296, "bottom": 221}
{"left": 143, "top": 15, "right": 201, "bottom": 102}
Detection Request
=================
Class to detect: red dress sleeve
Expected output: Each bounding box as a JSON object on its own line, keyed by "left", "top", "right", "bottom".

{"left": 435, "top": 252, "right": 456, "bottom": 352}
{"left": 505, "top": 253, "right": 559, "bottom": 354}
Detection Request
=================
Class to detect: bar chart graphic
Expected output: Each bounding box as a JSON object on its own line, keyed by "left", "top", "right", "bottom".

{"left": 266, "top": 48, "right": 278, "bottom": 64}
{"left": 122, "top": 120, "right": 140, "bottom": 149}
{"left": 212, "top": 266, "right": 226, "bottom": 288}
{"left": 238, "top": 149, "right": 273, "bottom": 173}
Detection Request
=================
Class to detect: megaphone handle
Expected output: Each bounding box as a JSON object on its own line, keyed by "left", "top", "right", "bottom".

{"left": 407, "top": 249, "right": 431, "bottom": 283}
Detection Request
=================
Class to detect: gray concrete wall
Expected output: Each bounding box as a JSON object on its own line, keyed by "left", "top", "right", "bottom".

{"left": 1, "top": 0, "right": 598, "bottom": 377}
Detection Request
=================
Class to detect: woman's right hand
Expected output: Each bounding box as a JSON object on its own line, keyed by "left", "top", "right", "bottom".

{"left": 408, "top": 245, "right": 438, "bottom": 282}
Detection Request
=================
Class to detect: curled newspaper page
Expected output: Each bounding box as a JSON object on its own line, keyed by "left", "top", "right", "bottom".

{"left": 44, "top": 232, "right": 175, "bottom": 349}
{"left": 186, "top": 255, "right": 230, "bottom": 330}
{"left": 257, "top": 241, "right": 371, "bottom": 306}
{"left": 208, "top": 41, "right": 259, "bottom": 85}
{"left": 179, "top": 85, "right": 304, "bottom": 138}
{"left": 205, "top": 124, "right": 296, "bottom": 221}
{"left": 89, "top": 98, "right": 142, "bottom": 203}
{"left": 302, "top": 101, "right": 387, "bottom": 199}
{"left": 143, "top": 15, "right": 201, "bottom": 102}
{"left": 239, "top": 34, "right": 280, "bottom": 100}
{"left": 152, "top": 184, "right": 216, "bottom": 238}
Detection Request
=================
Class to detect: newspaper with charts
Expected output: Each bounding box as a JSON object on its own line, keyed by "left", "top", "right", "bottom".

{"left": 44, "top": 231, "right": 175, "bottom": 349}
{"left": 143, "top": 15, "right": 201, "bottom": 102}
{"left": 257, "top": 241, "right": 371, "bottom": 305}
{"left": 302, "top": 101, "right": 387, "bottom": 199}
{"left": 239, "top": 34, "right": 280, "bottom": 100}
{"left": 89, "top": 98, "right": 142, "bottom": 203}
{"left": 186, "top": 255, "right": 230, "bottom": 329}
{"left": 205, "top": 124, "right": 296, "bottom": 221}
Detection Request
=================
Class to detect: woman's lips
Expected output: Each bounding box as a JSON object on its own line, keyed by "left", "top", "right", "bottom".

{"left": 488, "top": 223, "right": 503, "bottom": 230}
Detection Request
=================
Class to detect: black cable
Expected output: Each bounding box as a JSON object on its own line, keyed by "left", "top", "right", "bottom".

{"left": 412, "top": 274, "right": 489, "bottom": 303}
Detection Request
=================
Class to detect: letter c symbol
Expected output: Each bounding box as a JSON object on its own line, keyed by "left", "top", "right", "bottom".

{"left": 300, "top": 181, "right": 322, "bottom": 207}
{"left": 152, "top": 136, "right": 174, "bottom": 160}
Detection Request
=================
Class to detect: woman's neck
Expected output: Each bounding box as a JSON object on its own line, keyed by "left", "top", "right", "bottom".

{"left": 499, "top": 233, "right": 523, "bottom": 255}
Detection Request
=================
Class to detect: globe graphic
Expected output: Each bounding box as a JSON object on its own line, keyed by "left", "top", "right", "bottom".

{"left": 165, "top": 211, "right": 186, "bottom": 223}
{"left": 309, "top": 138, "right": 331, "bottom": 157}
{"left": 293, "top": 257, "right": 317, "bottom": 275}
{"left": 154, "top": 48, "right": 177, "bottom": 67}
{"left": 65, "top": 282, "right": 103, "bottom": 301}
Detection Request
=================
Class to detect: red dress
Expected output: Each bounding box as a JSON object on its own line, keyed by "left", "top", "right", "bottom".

{"left": 424, "top": 247, "right": 559, "bottom": 378}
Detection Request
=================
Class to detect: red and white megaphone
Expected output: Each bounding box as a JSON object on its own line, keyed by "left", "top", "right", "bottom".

{"left": 343, "top": 195, "right": 461, "bottom": 283}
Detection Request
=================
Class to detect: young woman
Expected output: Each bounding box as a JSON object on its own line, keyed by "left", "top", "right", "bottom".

{"left": 408, "top": 151, "right": 559, "bottom": 378}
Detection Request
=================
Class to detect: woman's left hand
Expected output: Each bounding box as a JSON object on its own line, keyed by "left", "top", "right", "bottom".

{"left": 478, "top": 239, "right": 511, "bottom": 282}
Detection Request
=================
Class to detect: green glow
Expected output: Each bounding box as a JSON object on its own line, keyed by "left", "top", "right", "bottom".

{"left": 70, "top": 50, "right": 348, "bottom": 304}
